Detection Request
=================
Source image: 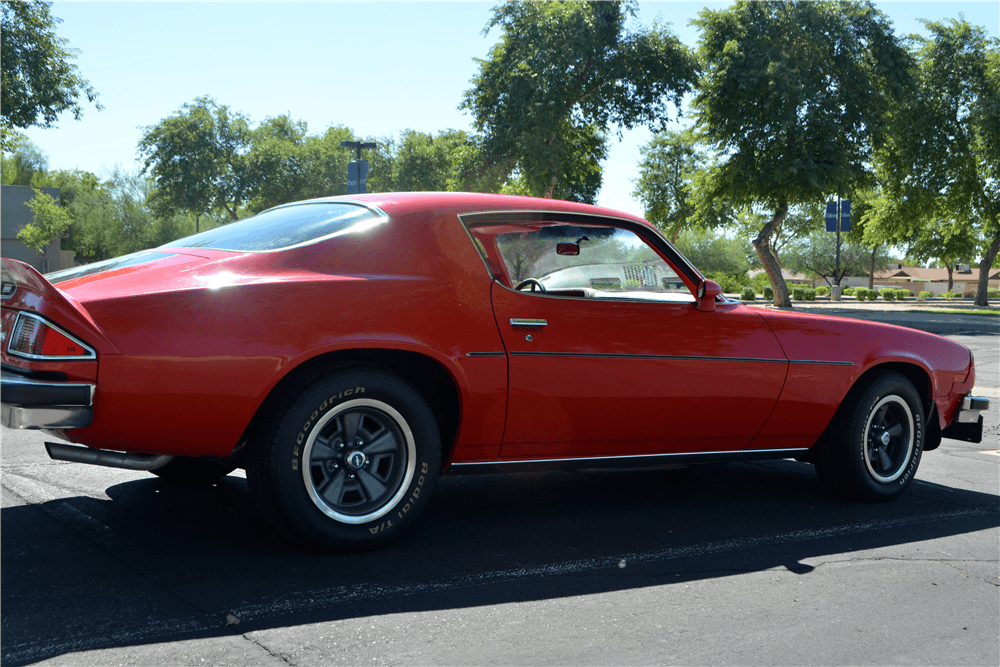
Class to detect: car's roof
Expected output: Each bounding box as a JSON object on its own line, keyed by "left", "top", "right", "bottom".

{"left": 270, "top": 192, "right": 652, "bottom": 227}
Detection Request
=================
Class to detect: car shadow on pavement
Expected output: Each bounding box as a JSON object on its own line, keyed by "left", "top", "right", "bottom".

{"left": 2, "top": 460, "right": 998, "bottom": 665}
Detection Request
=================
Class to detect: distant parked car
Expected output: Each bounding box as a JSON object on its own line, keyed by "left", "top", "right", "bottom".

{"left": 1, "top": 193, "right": 989, "bottom": 550}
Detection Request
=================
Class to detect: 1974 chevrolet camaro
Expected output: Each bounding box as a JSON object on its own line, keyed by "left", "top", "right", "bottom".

{"left": 0, "top": 192, "right": 990, "bottom": 550}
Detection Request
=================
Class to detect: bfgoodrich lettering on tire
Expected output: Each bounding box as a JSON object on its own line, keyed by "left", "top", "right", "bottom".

{"left": 247, "top": 368, "right": 441, "bottom": 551}
{"left": 814, "top": 371, "right": 924, "bottom": 502}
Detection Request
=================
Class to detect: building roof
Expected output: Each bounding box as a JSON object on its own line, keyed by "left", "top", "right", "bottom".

{"left": 873, "top": 265, "right": 1000, "bottom": 282}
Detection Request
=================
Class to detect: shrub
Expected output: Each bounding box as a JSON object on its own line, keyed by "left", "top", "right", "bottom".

{"left": 989, "top": 288, "right": 1000, "bottom": 299}
{"left": 942, "top": 291, "right": 958, "bottom": 299}
{"left": 882, "top": 289, "right": 895, "bottom": 301}
{"left": 805, "top": 288, "right": 816, "bottom": 301}
{"left": 897, "top": 288, "right": 913, "bottom": 298}
{"left": 843, "top": 287, "right": 856, "bottom": 296}
{"left": 752, "top": 271, "right": 772, "bottom": 293}
{"left": 962, "top": 288, "right": 977, "bottom": 299}
{"left": 815, "top": 286, "right": 829, "bottom": 296}
{"left": 763, "top": 286, "right": 773, "bottom": 300}
{"left": 792, "top": 287, "right": 805, "bottom": 301}
{"left": 917, "top": 290, "right": 933, "bottom": 301}
{"left": 740, "top": 286, "right": 756, "bottom": 301}
{"left": 868, "top": 289, "right": 880, "bottom": 301}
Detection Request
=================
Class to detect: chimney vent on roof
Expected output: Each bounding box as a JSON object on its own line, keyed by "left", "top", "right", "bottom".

{"left": 955, "top": 263, "right": 971, "bottom": 274}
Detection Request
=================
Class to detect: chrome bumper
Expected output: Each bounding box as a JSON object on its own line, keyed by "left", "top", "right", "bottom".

{"left": 956, "top": 395, "right": 990, "bottom": 423}
{"left": 0, "top": 375, "right": 95, "bottom": 429}
{"left": 941, "top": 394, "right": 990, "bottom": 444}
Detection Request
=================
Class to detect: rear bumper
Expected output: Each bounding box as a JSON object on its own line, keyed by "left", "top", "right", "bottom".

{"left": 941, "top": 394, "right": 990, "bottom": 444}
{"left": 0, "top": 374, "right": 94, "bottom": 429}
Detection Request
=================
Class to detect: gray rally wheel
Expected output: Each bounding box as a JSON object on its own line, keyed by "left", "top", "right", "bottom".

{"left": 247, "top": 368, "right": 441, "bottom": 551}
{"left": 814, "top": 371, "right": 925, "bottom": 502}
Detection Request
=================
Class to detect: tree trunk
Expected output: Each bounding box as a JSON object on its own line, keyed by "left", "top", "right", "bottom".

{"left": 751, "top": 202, "right": 791, "bottom": 307}
{"left": 974, "top": 228, "right": 1000, "bottom": 307}
{"left": 543, "top": 173, "right": 558, "bottom": 199}
{"left": 868, "top": 247, "right": 877, "bottom": 289}
{"left": 947, "top": 265, "right": 954, "bottom": 293}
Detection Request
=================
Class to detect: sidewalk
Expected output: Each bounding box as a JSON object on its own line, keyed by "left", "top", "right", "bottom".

{"left": 743, "top": 297, "right": 1000, "bottom": 314}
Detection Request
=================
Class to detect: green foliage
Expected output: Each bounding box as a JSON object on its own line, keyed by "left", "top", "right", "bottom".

{"left": 0, "top": 135, "right": 48, "bottom": 185}
{"left": 752, "top": 271, "right": 772, "bottom": 294}
{"left": 0, "top": 0, "right": 101, "bottom": 151}
{"left": 843, "top": 287, "right": 857, "bottom": 296}
{"left": 942, "top": 291, "right": 959, "bottom": 299}
{"left": 792, "top": 287, "right": 805, "bottom": 301}
{"left": 815, "top": 286, "right": 829, "bottom": 297}
{"left": 692, "top": 0, "right": 911, "bottom": 307}
{"left": 762, "top": 286, "right": 773, "bottom": 301}
{"left": 673, "top": 228, "right": 749, "bottom": 277}
{"left": 18, "top": 187, "right": 71, "bottom": 271}
{"left": 895, "top": 288, "right": 913, "bottom": 298}
{"left": 633, "top": 129, "right": 736, "bottom": 238}
{"left": 710, "top": 271, "right": 751, "bottom": 295}
{"left": 917, "top": 290, "right": 933, "bottom": 301}
{"left": 987, "top": 288, "right": 1000, "bottom": 299}
{"left": 740, "top": 286, "right": 756, "bottom": 301}
{"left": 784, "top": 230, "right": 892, "bottom": 287}
{"left": 867, "top": 19, "right": 1000, "bottom": 305}
{"left": 463, "top": 0, "right": 697, "bottom": 200}
{"left": 138, "top": 96, "right": 253, "bottom": 221}
{"left": 865, "top": 289, "right": 879, "bottom": 302}
{"left": 882, "top": 289, "right": 895, "bottom": 301}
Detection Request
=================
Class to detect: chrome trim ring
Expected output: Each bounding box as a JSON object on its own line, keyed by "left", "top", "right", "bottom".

{"left": 300, "top": 398, "right": 417, "bottom": 525}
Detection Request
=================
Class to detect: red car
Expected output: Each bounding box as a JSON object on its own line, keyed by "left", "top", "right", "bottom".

{"left": 1, "top": 193, "right": 989, "bottom": 550}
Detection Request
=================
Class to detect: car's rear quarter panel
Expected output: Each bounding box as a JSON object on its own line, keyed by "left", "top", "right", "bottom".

{"left": 63, "top": 207, "right": 508, "bottom": 460}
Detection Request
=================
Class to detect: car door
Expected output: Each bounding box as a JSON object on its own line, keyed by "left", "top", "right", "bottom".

{"left": 474, "top": 217, "right": 789, "bottom": 462}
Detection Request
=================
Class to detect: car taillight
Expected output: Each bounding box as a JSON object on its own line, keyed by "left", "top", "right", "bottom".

{"left": 8, "top": 312, "right": 96, "bottom": 360}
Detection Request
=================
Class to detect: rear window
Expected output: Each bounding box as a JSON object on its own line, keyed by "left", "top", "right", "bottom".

{"left": 162, "top": 202, "right": 387, "bottom": 252}
{"left": 46, "top": 251, "right": 171, "bottom": 284}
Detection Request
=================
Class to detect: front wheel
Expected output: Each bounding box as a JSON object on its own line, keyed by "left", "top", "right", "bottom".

{"left": 247, "top": 368, "right": 441, "bottom": 551}
{"left": 814, "top": 371, "right": 925, "bottom": 502}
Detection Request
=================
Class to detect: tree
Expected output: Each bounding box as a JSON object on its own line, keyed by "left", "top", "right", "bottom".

{"left": 18, "top": 188, "right": 71, "bottom": 272}
{"left": 138, "top": 97, "right": 252, "bottom": 221}
{"left": 0, "top": 135, "right": 48, "bottom": 185}
{"left": 692, "top": 0, "right": 912, "bottom": 306}
{"left": 463, "top": 0, "right": 697, "bottom": 200}
{"left": 633, "top": 129, "right": 704, "bottom": 241}
{"left": 673, "top": 228, "right": 750, "bottom": 277}
{"left": 784, "top": 230, "right": 892, "bottom": 287}
{"left": 1, "top": 0, "right": 101, "bottom": 151}
{"left": 868, "top": 20, "right": 1000, "bottom": 306}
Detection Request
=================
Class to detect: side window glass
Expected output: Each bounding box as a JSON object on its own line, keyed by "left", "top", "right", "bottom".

{"left": 476, "top": 223, "right": 694, "bottom": 302}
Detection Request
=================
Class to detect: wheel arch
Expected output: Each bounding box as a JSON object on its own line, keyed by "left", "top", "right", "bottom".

{"left": 239, "top": 348, "right": 462, "bottom": 468}
{"left": 811, "top": 360, "right": 933, "bottom": 459}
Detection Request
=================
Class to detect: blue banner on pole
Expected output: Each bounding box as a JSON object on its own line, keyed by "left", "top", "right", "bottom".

{"left": 825, "top": 201, "right": 838, "bottom": 232}
{"left": 347, "top": 160, "right": 370, "bottom": 194}
{"left": 347, "top": 161, "right": 359, "bottom": 194}
{"left": 840, "top": 200, "right": 851, "bottom": 232}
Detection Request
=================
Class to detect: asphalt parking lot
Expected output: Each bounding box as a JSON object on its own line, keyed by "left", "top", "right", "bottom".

{"left": 2, "top": 310, "right": 997, "bottom": 666}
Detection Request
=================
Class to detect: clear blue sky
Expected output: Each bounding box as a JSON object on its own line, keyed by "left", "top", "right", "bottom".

{"left": 20, "top": 1, "right": 1000, "bottom": 218}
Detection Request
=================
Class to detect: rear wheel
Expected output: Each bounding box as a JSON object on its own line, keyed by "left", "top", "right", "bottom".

{"left": 814, "top": 371, "right": 924, "bottom": 502}
{"left": 151, "top": 456, "right": 236, "bottom": 488}
{"left": 247, "top": 368, "right": 440, "bottom": 551}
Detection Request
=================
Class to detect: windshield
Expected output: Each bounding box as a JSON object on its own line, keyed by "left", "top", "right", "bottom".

{"left": 162, "top": 202, "right": 386, "bottom": 252}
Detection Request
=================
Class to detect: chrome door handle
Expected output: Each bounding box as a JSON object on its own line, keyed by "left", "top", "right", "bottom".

{"left": 510, "top": 318, "right": 547, "bottom": 328}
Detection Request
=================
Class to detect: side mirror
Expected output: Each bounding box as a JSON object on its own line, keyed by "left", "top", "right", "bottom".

{"left": 697, "top": 279, "right": 722, "bottom": 312}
